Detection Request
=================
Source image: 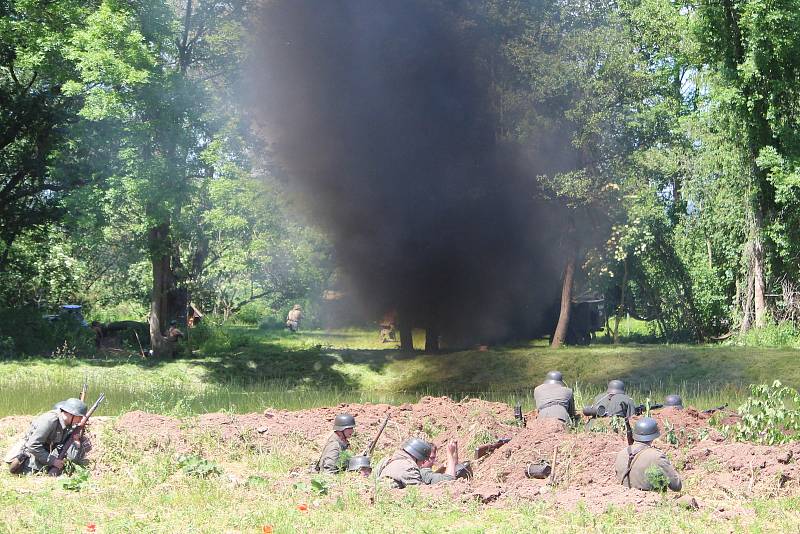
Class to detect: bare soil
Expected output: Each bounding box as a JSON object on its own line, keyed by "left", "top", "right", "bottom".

{"left": 2, "top": 397, "right": 797, "bottom": 515}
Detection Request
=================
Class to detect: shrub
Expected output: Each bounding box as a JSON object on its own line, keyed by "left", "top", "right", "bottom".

{"left": 0, "top": 307, "right": 94, "bottom": 357}
{"left": 733, "top": 381, "right": 800, "bottom": 444}
{"left": 737, "top": 321, "right": 800, "bottom": 347}
{"left": 645, "top": 464, "right": 669, "bottom": 492}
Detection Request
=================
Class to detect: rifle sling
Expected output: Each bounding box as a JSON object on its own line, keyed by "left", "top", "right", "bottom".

{"left": 538, "top": 400, "right": 567, "bottom": 411}
{"left": 622, "top": 445, "right": 645, "bottom": 488}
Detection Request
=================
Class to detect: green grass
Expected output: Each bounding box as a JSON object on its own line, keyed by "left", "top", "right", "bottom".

{"left": 0, "top": 326, "right": 798, "bottom": 416}
{"left": 1, "top": 421, "right": 799, "bottom": 533}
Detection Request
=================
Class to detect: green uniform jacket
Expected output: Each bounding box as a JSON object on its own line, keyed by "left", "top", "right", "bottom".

{"left": 3, "top": 410, "right": 88, "bottom": 471}
{"left": 316, "top": 432, "right": 349, "bottom": 474}
{"left": 533, "top": 382, "right": 575, "bottom": 422}
{"left": 615, "top": 442, "right": 682, "bottom": 492}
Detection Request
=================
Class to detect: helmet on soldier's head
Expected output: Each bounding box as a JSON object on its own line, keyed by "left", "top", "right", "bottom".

{"left": 402, "top": 437, "right": 433, "bottom": 461}
{"left": 607, "top": 380, "right": 625, "bottom": 394}
{"left": 333, "top": 413, "right": 356, "bottom": 431}
{"left": 665, "top": 394, "right": 683, "bottom": 409}
{"left": 347, "top": 455, "right": 371, "bottom": 471}
{"left": 55, "top": 398, "right": 88, "bottom": 417}
{"left": 544, "top": 370, "right": 564, "bottom": 385}
{"left": 632, "top": 417, "right": 660, "bottom": 442}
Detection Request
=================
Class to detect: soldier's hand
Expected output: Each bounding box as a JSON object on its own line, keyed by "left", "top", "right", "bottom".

{"left": 447, "top": 440, "right": 458, "bottom": 455}
{"left": 51, "top": 458, "right": 65, "bottom": 470}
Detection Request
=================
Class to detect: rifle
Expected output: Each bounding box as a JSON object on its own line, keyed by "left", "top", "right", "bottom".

{"left": 49, "top": 393, "right": 105, "bottom": 476}
{"left": 80, "top": 377, "right": 88, "bottom": 402}
{"left": 474, "top": 438, "right": 511, "bottom": 460}
{"left": 514, "top": 403, "right": 526, "bottom": 428}
{"left": 633, "top": 403, "right": 663, "bottom": 416}
{"left": 361, "top": 414, "right": 390, "bottom": 457}
{"left": 702, "top": 403, "right": 728, "bottom": 415}
{"left": 621, "top": 402, "right": 634, "bottom": 446}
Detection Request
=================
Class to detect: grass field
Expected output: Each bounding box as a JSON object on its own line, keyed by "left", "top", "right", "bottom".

{"left": 2, "top": 327, "right": 800, "bottom": 532}
{"left": 0, "top": 326, "right": 797, "bottom": 417}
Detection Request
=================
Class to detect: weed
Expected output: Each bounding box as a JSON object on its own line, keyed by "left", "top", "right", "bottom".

{"left": 61, "top": 464, "right": 90, "bottom": 491}
{"left": 176, "top": 454, "right": 222, "bottom": 478}
{"left": 645, "top": 464, "right": 669, "bottom": 492}
{"left": 663, "top": 419, "right": 678, "bottom": 446}
{"left": 421, "top": 417, "right": 445, "bottom": 439}
{"left": 467, "top": 429, "right": 496, "bottom": 452}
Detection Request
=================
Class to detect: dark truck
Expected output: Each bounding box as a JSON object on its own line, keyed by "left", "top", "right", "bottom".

{"left": 564, "top": 297, "right": 606, "bottom": 345}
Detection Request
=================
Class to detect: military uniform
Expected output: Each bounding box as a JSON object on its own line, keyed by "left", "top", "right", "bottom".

{"left": 3, "top": 410, "right": 89, "bottom": 473}
{"left": 316, "top": 432, "right": 349, "bottom": 474}
{"left": 376, "top": 450, "right": 455, "bottom": 488}
{"left": 615, "top": 442, "right": 681, "bottom": 491}
{"left": 534, "top": 382, "right": 576, "bottom": 422}
{"left": 592, "top": 391, "right": 635, "bottom": 418}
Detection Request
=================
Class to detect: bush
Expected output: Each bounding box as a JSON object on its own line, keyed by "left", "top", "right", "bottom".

{"left": 232, "top": 302, "right": 267, "bottom": 325}
{"left": 0, "top": 307, "right": 95, "bottom": 357}
{"left": 737, "top": 321, "right": 800, "bottom": 347}
{"left": 733, "top": 381, "right": 800, "bottom": 444}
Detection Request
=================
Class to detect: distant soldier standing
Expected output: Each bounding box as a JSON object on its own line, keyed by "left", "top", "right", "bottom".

{"left": 592, "top": 380, "right": 636, "bottom": 418}
{"left": 533, "top": 370, "right": 576, "bottom": 423}
{"left": 615, "top": 417, "right": 682, "bottom": 492}
{"left": 286, "top": 305, "right": 303, "bottom": 333}
{"left": 4, "top": 398, "right": 92, "bottom": 475}
{"left": 376, "top": 438, "right": 459, "bottom": 488}
{"left": 316, "top": 414, "right": 355, "bottom": 474}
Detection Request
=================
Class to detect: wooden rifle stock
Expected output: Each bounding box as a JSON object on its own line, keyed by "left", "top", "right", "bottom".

{"left": 474, "top": 438, "right": 511, "bottom": 460}
{"left": 80, "top": 378, "right": 88, "bottom": 402}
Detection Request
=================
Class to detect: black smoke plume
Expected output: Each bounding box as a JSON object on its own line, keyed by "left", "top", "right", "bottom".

{"left": 250, "top": 0, "right": 569, "bottom": 346}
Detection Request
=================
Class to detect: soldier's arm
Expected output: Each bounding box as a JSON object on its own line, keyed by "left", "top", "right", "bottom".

{"left": 24, "top": 417, "right": 57, "bottom": 465}
{"left": 420, "top": 467, "right": 454, "bottom": 485}
{"left": 658, "top": 454, "right": 682, "bottom": 491}
{"left": 318, "top": 441, "right": 341, "bottom": 474}
{"left": 399, "top": 464, "right": 424, "bottom": 486}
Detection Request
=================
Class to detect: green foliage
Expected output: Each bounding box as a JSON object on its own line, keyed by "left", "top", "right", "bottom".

{"left": 336, "top": 449, "right": 353, "bottom": 473}
{"left": 644, "top": 464, "right": 669, "bottom": 493}
{"left": 737, "top": 322, "right": 800, "bottom": 348}
{"left": 734, "top": 381, "right": 800, "bottom": 445}
{"left": 61, "top": 463, "right": 91, "bottom": 491}
{"left": 177, "top": 454, "right": 222, "bottom": 478}
{"left": 0, "top": 307, "right": 94, "bottom": 357}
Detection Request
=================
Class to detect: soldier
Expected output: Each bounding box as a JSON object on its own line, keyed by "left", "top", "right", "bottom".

{"left": 376, "top": 438, "right": 459, "bottom": 488}
{"left": 286, "top": 305, "right": 303, "bottom": 333}
{"left": 316, "top": 413, "right": 355, "bottom": 474}
{"left": 533, "top": 370, "right": 576, "bottom": 423}
{"left": 4, "top": 398, "right": 91, "bottom": 475}
{"left": 592, "top": 380, "right": 635, "bottom": 418}
{"left": 615, "top": 417, "right": 682, "bottom": 492}
{"left": 347, "top": 455, "right": 372, "bottom": 477}
{"left": 664, "top": 394, "right": 684, "bottom": 409}
{"left": 167, "top": 320, "right": 184, "bottom": 342}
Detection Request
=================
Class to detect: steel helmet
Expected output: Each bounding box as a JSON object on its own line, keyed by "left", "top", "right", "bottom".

{"left": 347, "top": 455, "right": 371, "bottom": 471}
{"left": 544, "top": 371, "right": 564, "bottom": 385}
{"left": 525, "top": 461, "right": 552, "bottom": 479}
{"left": 333, "top": 413, "right": 356, "bottom": 431}
{"left": 607, "top": 380, "right": 626, "bottom": 394}
{"left": 402, "top": 437, "right": 433, "bottom": 461}
{"left": 664, "top": 394, "right": 683, "bottom": 409}
{"left": 632, "top": 417, "right": 660, "bottom": 442}
{"left": 55, "top": 398, "right": 88, "bottom": 417}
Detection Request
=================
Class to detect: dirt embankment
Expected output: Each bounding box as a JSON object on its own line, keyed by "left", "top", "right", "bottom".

{"left": 2, "top": 397, "right": 797, "bottom": 515}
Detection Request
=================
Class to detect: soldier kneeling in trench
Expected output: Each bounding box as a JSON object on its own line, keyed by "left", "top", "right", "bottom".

{"left": 314, "top": 413, "right": 356, "bottom": 474}
{"left": 616, "top": 417, "right": 682, "bottom": 492}
{"left": 4, "top": 398, "right": 92, "bottom": 475}
{"left": 533, "top": 370, "right": 576, "bottom": 423}
{"left": 375, "top": 437, "right": 459, "bottom": 488}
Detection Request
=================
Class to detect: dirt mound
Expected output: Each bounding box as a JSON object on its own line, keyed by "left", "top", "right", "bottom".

{"left": 3, "top": 398, "right": 798, "bottom": 515}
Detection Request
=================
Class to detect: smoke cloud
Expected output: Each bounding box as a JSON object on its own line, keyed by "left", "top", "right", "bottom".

{"left": 250, "top": 0, "right": 569, "bottom": 345}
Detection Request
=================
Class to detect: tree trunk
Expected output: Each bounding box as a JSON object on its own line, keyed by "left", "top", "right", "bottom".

{"left": 399, "top": 325, "right": 413, "bottom": 352}
{"left": 551, "top": 253, "right": 576, "bottom": 349}
{"left": 424, "top": 325, "right": 439, "bottom": 353}
{"left": 149, "top": 223, "right": 172, "bottom": 356}
{"left": 613, "top": 256, "right": 628, "bottom": 344}
{"left": 752, "top": 215, "right": 767, "bottom": 328}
